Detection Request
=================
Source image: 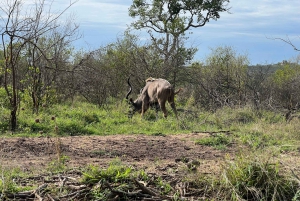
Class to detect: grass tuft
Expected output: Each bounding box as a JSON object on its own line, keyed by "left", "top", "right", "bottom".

{"left": 0, "top": 166, "right": 35, "bottom": 194}
{"left": 195, "top": 133, "right": 232, "bottom": 150}
{"left": 81, "top": 159, "right": 133, "bottom": 185}
{"left": 221, "top": 153, "right": 298, "bottom": 200}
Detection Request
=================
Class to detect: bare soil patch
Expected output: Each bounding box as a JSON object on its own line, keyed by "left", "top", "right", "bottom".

{"left": 1, "top": 133, "right": 236, "bottom": 174}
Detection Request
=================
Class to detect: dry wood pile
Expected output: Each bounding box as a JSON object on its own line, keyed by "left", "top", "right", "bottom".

{"left": 0, "top": 169, "right": 207, "bottom": 201}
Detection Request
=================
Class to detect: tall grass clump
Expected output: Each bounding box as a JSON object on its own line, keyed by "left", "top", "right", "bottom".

{"left": 221, "top": 153, "right": 299, "bottom": 201}
{"left": 81, "top": 159, "right": 138, "bottom": 200}
{"left": 211, "top": 106, "right": 258, "bottom": 129}
{"left": 235, "top": 110, "right": 299, "bottom": 151}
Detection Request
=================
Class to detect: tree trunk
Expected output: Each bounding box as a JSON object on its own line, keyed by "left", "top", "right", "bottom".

{"left": 11, "top": 108, "right": 17, "bottom": 131}
{"left": 10, "top": 38, "right": 18, "bottom": 131}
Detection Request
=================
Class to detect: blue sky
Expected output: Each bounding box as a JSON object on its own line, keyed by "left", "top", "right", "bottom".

{"left": 64, "top": 0, "right": 300, "bottom": 65}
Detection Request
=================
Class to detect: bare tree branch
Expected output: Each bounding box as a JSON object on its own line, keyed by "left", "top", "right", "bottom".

{"left": 267, "top": 35, "right": 300, "bottom": 52}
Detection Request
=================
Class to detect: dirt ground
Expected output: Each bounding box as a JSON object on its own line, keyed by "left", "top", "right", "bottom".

{"left": 1, "top": 133, "right": 300, "bottom": 200}
{"left": 0, "top": 133, "right": 237, "bottom": 175}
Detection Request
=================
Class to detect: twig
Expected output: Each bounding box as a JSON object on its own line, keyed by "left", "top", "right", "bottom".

{"left": 33, "top": 183, "right": 48, "bottom": 194}
{"left": 59, "top": 189, "right": 88, "bottom": 199}
{"left": 47, "top": 194, "right": 56, "bottom": 201}
{"left": 133, "top": 179, "right": 159, "bottom": 196}
{"left": 193, "top": 130, "right": 231, "bottom": 135}
{"left": 142, "top": 198, "right": 167, "bottom": 201}
{"left": 34, "top": 192, "right": 43, "bottom": 201}
{"left": 4, "top": 184, "right": 47, "bottom": 199}
{"left": 176, "top": 182, "right": 187, "bottom": 197}
{"left": 68, "top": 184, "right": 86, "bottom": 190}
{"left": 59, "top": 177, "right": 67, "bottom": 193}
{"left": 5, "top": 192, "right": 35, "bottom": 199}
{"left": 105, "top": 181, "right": 148, "bottom": 198}
{"left": 63, "top": 176, "right": 78, "bottom": 182}
{"left": 274, "top": 37, "right": 300, "bottom": 51}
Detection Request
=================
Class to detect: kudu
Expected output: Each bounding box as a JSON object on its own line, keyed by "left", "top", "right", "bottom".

{"left": 126, "top": 77, "right": 181, "bottom": 119}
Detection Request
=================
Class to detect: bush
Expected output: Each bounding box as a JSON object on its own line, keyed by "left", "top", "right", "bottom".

{"left": 0, "top": 87, "right": 10, "bottom": 109}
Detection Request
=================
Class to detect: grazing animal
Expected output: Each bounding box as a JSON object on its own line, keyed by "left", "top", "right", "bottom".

{"left": 126, "top": 77, "right": 181, "bottom": 119}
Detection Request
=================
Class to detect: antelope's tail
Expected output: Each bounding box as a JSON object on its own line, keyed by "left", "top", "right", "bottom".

{"left": 174, "top": 88, "right": 183, "bottom": 95}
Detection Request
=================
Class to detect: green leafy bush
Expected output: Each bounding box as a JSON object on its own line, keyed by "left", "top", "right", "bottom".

{"left": 0, "top": 87, "right": 10, "bottom": 108}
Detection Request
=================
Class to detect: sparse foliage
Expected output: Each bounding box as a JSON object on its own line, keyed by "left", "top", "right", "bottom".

{"left": 0, "top": 0, "right": 79, "bottom": 130}
{"left": 186, "top": 46, "right": 249, "bottom": 110}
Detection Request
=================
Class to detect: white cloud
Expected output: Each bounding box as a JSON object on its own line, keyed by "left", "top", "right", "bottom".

{"left": 70, "top": 1, "right": 132, "bottom": 26}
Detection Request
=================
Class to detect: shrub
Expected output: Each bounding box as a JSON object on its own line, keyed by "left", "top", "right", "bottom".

{"left": 0, "top": 87, "right": 10, "bottom": 108}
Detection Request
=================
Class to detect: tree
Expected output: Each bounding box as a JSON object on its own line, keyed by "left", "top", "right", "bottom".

{"left": 24, "top": 33, "right": 77, "bottom": 114}
{"left": 187, "top": 46, "right": 249, "bottom": 110}
{"left": 271, "top": 62, "right": 300, "bottom": 115}
{"left": 69, "top": 32, "right": 160, "bottom": 105}
{"left": 246, "top": 64, "right": 273, "bottom": 110}
{"left": 0, "top": 0, "right": 78, "bottom": 131}
{"left": 129, "top": 0, "right": 230, "bottom": 85}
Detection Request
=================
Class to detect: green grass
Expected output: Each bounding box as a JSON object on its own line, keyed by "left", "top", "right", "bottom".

{"left": 0, "top": 100, "right": 298, "bottom": 153}
{"left": 81, "top": 159, "right": 149, "bottom": 200}
{"left": 0, "top": 166, "right": 35, "bottom": 194}
{"left": 1, "top": 100, "right": 209, "bottom": 136}
{"left": 81, "top": 159, "right": 133, "bottom": 185}
{"left": 195, "top": 133, "right": 232, "bottom": 150}
{"left": 0, "top": 100, "right": 296, "bottom": 138}
{"left": 221, "top": 153, "right": 299, "bottom": 200}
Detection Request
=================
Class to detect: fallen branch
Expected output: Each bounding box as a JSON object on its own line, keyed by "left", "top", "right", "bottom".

{"left": 133, "top": 179, "right": 158, "bottom": 196}
{"left": 34, "top": 192, "right": 43, "bottom": 201}
{"left": 193, "top": 130, "right": 231, "bottom": 136}
{"left": 5, "top": 184, "right": 48, "bottom": 200}
{"left": 67, "top": 184, "right": 87, "bottom": 190}
{"left": 59, "top": 188, "right": 88, "bottom": 199}
{"left": 33, "top": 183, "right": 48, "bottom": 194}
{"left": 47, "top": 194, "right": 56, "bottom": 201}
{"left": 105, "top": 181, "right": 144, "bottom": 198}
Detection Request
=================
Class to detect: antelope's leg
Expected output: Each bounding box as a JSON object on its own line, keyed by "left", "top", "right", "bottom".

{"left": 159, "top": 100, "right": 167, "bottom": 118}
{"left": 141, "top": 102, "right": 145, "bottom": 118}
{"left": 170, "top": 102, "right": 178, "bottom": 119}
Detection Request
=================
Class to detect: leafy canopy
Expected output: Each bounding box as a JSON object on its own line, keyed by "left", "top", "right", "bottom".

{"left": 129, "top": 0, "right": 230, "bottom": 36}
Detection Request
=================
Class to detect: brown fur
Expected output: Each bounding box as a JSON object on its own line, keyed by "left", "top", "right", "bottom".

{"left": 126, "top": 78, "right": 181, "bottom": 119}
